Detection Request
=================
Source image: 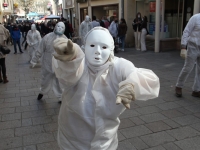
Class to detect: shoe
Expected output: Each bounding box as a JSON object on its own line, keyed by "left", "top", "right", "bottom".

{"left": 58, "top": 101, "right": 62, "bottom": 104}
{"left": 175, "top": 87, "right": 182, "bottom": 97}
{"left": 14, "top": 52, "right": 17, "bottom": 54}
{"left": 20, "top": 51, "right": 23, "bottom": 53}
{"left": 3, "top": 77, "right": 9, "bottom": 84}
{"left": 192, "top": 91, "right": 200, "bottom": 98}
{"left": 37, "top": 94, "right": 43, "bottom": 100}
{"left": 0, "top": 74, "right": 3, "bottom": 83}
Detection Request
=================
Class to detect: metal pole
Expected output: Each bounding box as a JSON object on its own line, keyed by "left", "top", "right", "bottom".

{"left": 161, "top": 0, "right": 165, "bottom": 39}
{"left": 155, "top": 0, "right": 161, "bottom": 52}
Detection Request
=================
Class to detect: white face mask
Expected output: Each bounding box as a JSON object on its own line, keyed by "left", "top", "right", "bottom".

{"left": 54, "top": 22, "right": 65, "bottom": 35}
{"left": 31, "top": 24, "right": 36, "bottom": 31}
{"left": 85, "top": 16, "right": 90, "bottom": 22}
{"left": 85, "top": 30, "right": 112, "bottom": 67}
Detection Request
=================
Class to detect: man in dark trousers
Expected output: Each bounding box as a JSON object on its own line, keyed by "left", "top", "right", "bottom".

{"left": 11, "top": 24, "right": 23, "bottom": 54}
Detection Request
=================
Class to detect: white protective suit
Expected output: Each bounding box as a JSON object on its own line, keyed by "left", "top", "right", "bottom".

{"left": 79, "top": 15, "right": 93, "bottom": 45}
{"left": 52, "top": 27, "right": 160, "bottom": 150}
{"left": 176, "top": 14, "right": 200, "bottom": 92}
{"left": 31, "top": 22, "right": 67, "bottom": 100}
{"left": 27, "top": 24, "right": 41, "bottom": 61}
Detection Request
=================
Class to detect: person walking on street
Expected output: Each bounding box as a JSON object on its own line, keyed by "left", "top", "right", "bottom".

{"left": 92, "top": 16, "right": 100, "bottom": 28}
{"left": 140, "top": 16, "right": 148, "bottom": 52}
{"left": 118, "top": 18, "right": 127, "bottom": 52}
{"left": 132, "top": 12, "right": 142, "bottom": 50}
{"left": 109, "top": 17, "right": 118, "bottom": 53}
{"left": 30, "top": 22, "right": 67, "bottom": 102}
{"left": 26, "top": 24, "right": 41, "bottom": 61}
{"left": 175, "top": 13, "right": 200, "bottom": 98}
{"left": 11, "top": 24, "right": 23, "bottom": 54}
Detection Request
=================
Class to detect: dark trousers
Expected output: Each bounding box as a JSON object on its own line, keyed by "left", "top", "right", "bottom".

{"left": 13, "top": 39, "right": 22, "bottom": 53}
{"left": 0, "top": 58, "right": 6, "bottom": 79}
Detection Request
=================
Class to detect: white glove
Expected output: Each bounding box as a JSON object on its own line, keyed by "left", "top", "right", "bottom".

{"left": 116, "top": 84, "right": 135, "bottom": 109}
{"left": 30, "top": 60, "right": 37, "bottom": 68}
{"left": 53, "top": 38, "right": 77, "bottom": 62}
{"left": 180, "top": 49, "right": 187, "bottom": 59}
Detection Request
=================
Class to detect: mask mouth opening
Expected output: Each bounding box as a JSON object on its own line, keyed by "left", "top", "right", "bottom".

{"left": 95, "top": 58, "right": 100, "bottom": 60}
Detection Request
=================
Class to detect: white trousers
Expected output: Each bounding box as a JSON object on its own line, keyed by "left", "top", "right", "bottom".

{"left": 176, "top": 41, "right": 200, "bottom": 91}
{"left": 40, "top": 71, "right": 62, "bottom": 100}
{"left": 141, "top": 28, "right": 147, "bottom": 51}
{"left": 134, "top": 30, "right": 141, "bottom": 50}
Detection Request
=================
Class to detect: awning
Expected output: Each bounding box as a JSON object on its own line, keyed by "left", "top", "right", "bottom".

{"left": 45, "top": 14, "right": 60, "bottom": 19}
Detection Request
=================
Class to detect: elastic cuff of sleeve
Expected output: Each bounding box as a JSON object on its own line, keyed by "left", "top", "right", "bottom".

{"left": 181, "top": 45, "right": 186, "bottom": 49}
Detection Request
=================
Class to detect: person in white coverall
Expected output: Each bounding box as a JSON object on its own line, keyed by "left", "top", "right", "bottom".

{"left": 175, "top": 14, "right": 200, "bottom": 98}
{"left": 26, "top": 24, "right": 41, "bottom": 61}
{"left": 52, "top": 27, "right": 160, "bottom": 150}
{"left": 31, "top": 22, "right": 67, "bottom": 101}
{"left": 79, "top": 15, "right": 93, "bottom": 46}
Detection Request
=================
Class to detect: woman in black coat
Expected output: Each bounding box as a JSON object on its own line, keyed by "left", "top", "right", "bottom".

{"left": 132, "top": 12, "right": 142, "bottom": 50}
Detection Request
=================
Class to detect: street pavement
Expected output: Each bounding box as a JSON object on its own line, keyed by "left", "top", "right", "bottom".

{"left": 0, "top": 45, "right": 200, "bottom": 150}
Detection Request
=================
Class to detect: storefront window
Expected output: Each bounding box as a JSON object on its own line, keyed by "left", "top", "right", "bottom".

{"left": 92, "top": 5, "right": 118, "bottom": 22}
{"left": 136, "top": 0, "right": 193, "bottom": 39}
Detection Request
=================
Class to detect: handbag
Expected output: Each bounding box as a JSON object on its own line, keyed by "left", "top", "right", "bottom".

{"left": 0, "top": 45, "right": 11, "bottom": 54}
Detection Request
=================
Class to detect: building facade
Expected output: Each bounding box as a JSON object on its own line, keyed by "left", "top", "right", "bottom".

{"left": 0, "top": 0, "right": 15, "bottom": 23}
{"left": 63, "top": 0, "right": 200, "bottom": 52}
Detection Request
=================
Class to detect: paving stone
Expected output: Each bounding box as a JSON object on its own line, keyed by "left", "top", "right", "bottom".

{"left": 22, "top": 110, "right": 46, "bottom": 119}
{"left": 161, "top": 109, "right": 184, "bottom": 118}
{"left": 23, "top": 145, "right": 37, "bottom": 150}
{"left": 162, "top": 142, "right": 181, "bottom": 150}
{"left": 4, "top": 97, "right": 21, "bottom": 103}
{"left": 38, "top": 103, "right": 61, "bottom": 110}
{"left": 119, "top": 109, "right": 140, "bottom": 119}
{"left": 0, "top": 102, "right": 21, "bottom": 108}
{"left": 0, "top": 120, "right": 21, "bottom": 130}
{"left": 118, "top": 131, "right": 126, "bottom": 142}
{"left": 37, "top": 141, "right": 60, "bottom": 150}
{"left": 0, "top": 129, "right": 14, "bottom": 139}
{"left": 129, "top": 117, "right": 145, "bottom": 125}
{"left": 128, "top": 137, "right": 149, "bottom": 150}
{"left": 16, "top": 105, "right": 38, "bottom": 113}
{"left": 22, "top": 118, "right": 32, "bottom": 127}
{"left": 172, "top": 115, "right": 200, "bottom": 126}
{"left": 135, "top": 106, "right": 162, "bottom": 115}
{"left": 32, "top": 116, "right": 53, "bottom": 125}
{"left": 0, "top": 137, "right": 22, "bottom": 149}
{"left": 117, "top": 140, "right": 137, "bottom": 150}
{"left": 166, "top": 126, "right": 200, "bottom": 140}
{"left": 15, "top": 125, "right": 45, "bottom": 136}
{"left": 156, "top": 102, "right": 181, "bottom": 110}
{"left": 162, "top": 119, "right": 181, "bottom": 128}
{"left": 119, "top": 119, "right": 135, "bottom": 129}
{"left": 185, "top": 104, "right": 200, "bottom": 113}
{"left": 20, "top": 100, "right": 30, "bottom": 106}
{"left": 175, "top": 136, "right": 200, "bottom": 150}
{"left": 140, "top": 131, "right": 175, "bottom": 147}
{"left": 120, "top": 125, "right": 152, "bottom": 138}
{"left": 45, "top": 109, "right": 56, "bottom": 116}
{"left": 1, "top": 113, "right": 21, "bottom": 121}
{"left": 52, "top": 115, "right": 58, "bottom": 122}
{"left": 145, "top": 145, "right": 166, "bottom": 150}
{"left": 0, "top": 107, "right": 15, "bottom": 115}
{"left": 145, "top": 121, "right": 171, "bottom": 132}
{"left": 139, "top": 113, "right": 167, "bottom": 123}
{"left": 44, "top": 123, "right": 58, "bottom": 132}
{"left": 23, "top": 133, "right": 55, "bottom": 146}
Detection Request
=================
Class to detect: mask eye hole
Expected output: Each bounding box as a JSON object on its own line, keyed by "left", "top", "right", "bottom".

{"left": 90, "top": 45, "right": 95, "bottom": 47}
{"left": 102, "top": 46, "right": 107, "bottom": 49}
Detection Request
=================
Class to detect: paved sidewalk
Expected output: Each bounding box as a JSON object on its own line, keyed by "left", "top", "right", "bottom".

{"left": 0, "top": 46, "right": 200, "bottom": 150}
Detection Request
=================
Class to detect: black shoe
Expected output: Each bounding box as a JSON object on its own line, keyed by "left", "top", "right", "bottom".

{"left": 58, "top": 101, "right": 62, "bottom": 104}
{"left": 14, "top": 52, "right": 17, "bottom": 54}
{"left": 0, "top": 79, "right": 3, "bottom": 83}
{"left": 20, "top": 51, "right": 23, "bottom": 53}
{"left": 175, "top": 87, "right": 182, "bottom": 97}
{"left": 37, "top": 94, "right": 43, "bottom": 100}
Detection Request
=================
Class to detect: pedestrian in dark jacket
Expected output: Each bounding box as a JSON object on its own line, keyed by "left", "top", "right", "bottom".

{"left": 132, "top": 12, "right": 142, "bottom": 50}
{"left": 11, "top": 25, "right": 23, "bottom": 54}
{"left": 118, "top": 18, "right": 127, "bottom": 51}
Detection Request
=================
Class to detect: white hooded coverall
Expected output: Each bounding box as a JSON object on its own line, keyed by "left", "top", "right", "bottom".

{"left": 52, "top": 45, "right": 160, "bottom": 150}
{"left": 26, "top": 29, "right": 41, "bottom": 60}
{"left": 176, "top": 14, "right": 200, "bottom": 91}
{"left": 79, "top": 19, "right": 93, "bottom": 45}
{"left": 31, "top": 32, "right": 67, "bottom": 100}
